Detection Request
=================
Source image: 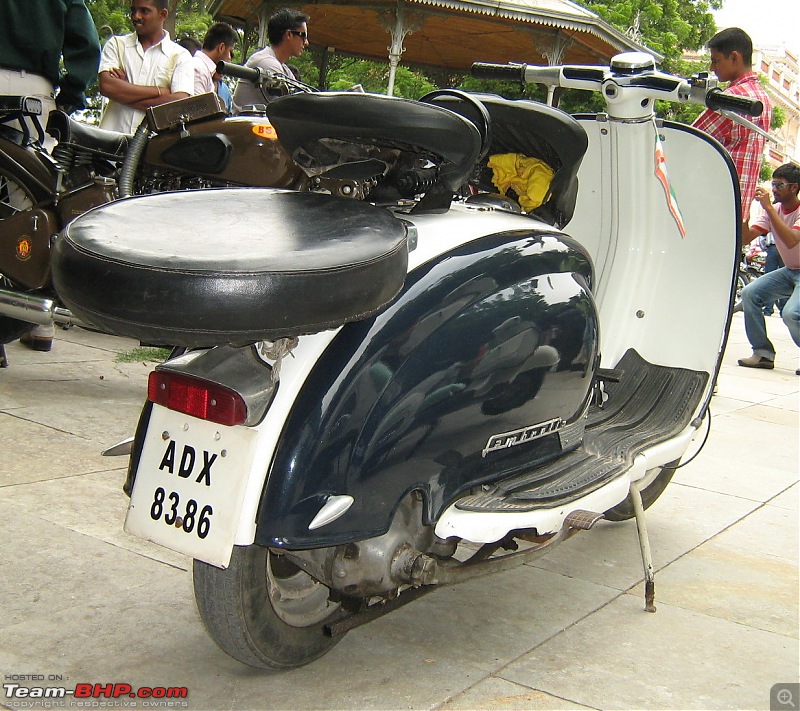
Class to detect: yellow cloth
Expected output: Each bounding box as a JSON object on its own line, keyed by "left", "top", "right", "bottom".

{"left": 487, "top": 153, "right": 555, "bottom": 212}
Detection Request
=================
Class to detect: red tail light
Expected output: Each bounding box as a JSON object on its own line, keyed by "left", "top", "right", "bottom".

{"left": 148, "top": 370, "right": 247, "bottom": 426}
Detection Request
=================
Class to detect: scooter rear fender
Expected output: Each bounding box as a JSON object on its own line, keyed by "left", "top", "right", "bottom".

{"left": 255, "top": 224, "right": 598, "bottom": 550}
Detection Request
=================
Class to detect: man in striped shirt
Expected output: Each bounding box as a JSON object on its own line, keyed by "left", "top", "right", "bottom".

{"left": 693, "top": 27, "right": 772, "bottom": 225}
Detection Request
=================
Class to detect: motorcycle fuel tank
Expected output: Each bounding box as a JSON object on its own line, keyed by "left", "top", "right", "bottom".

{"left": 258, "top": 228, "right": 598, "bottom": 549}
{"left": 144, "top": 115, "right": 307, "bottom": 189}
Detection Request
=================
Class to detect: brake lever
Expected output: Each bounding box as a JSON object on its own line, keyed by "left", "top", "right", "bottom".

{"left": 718, "top": 109, "right": 775, "bottom": 143}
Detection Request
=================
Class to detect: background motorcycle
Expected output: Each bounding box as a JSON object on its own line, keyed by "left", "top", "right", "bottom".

{"left": 0, "top": 95, "right": 121, "bottom": 356}
{"left": 733, "top": 241, "right": 766, "bottom": 312}
{"left": 52, "top": 54, "right": 762, "bottom": 670}
{"left": 0, "top": 81, "right": 306, "bottom": 362}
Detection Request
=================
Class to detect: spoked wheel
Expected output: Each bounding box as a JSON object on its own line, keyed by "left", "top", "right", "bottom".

{"left": 0, "top": 168, "right": 38, "bottom": 344}
{"left": 603, "top": 461, "right": 680, "bottom": 522}
{"left": 0, "top": 167, "right": 35, "bottom": 218}
{"left": 733, "top": 269, "right": 750, "bottom": 313}
{"left": 193, "top": 544, "right": 347, "bottom": 670}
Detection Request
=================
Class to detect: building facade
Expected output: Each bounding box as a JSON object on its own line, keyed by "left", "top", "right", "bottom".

{"left": 754, "top": 46, "right": 800, "bottom": 167}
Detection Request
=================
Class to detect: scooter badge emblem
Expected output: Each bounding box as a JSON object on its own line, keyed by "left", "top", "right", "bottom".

{"left": 482, "top": 417, "right": 564, "bottom": 457}
{"left": 16, "top": 236, "right": 32, "bottom": 261}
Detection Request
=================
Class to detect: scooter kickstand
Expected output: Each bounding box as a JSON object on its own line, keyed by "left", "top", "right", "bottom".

{"left": 630, "top": 481, "right": 656, "bottom": 612}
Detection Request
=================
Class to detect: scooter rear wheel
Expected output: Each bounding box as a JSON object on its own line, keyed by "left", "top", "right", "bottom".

{"left": 193, "top": 544, "right": 345, "bottom": 670}
{"left": 603, "top": 461, "right": 679, "bottom": 522}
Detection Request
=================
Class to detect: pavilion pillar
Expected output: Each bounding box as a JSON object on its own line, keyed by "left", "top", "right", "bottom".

{"left": 385, "top": 2, "right": 415, "bottom": 96}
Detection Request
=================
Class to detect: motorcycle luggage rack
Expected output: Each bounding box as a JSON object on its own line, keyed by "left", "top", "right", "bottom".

{"left": 0, "top": 95, "right": 45, "bottom": 145}
{"left": 146, "top": 92, "right": 226, "bottom": 133}
{"left": 0, "top": 95, "right": 43, "bottom": 118}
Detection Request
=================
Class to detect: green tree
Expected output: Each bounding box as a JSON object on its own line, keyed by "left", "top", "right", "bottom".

{"left": 326, "top": 61, "right": 436, "bottom": 98}
{"left": 86, "top": 0, "right": 213, "bottom": 42}
{"left": 581, "top": 0, "right": 721, "bottom": 71}
{"left": 290, "top": 52, "right": 437, "bottom": 99}
{"left": 453, "top": 1, "right": 723, "bottom": 116}
{"left": 771, "top": 105, "right": 785, "bottom": 131}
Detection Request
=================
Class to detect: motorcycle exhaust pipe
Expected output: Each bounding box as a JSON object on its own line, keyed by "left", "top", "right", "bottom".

{"left": 0, "top": 288, "right": 85, "bottom": 328}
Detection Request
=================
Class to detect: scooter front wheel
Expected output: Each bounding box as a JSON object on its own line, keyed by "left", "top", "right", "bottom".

{"left": 603, "top": 461, "right": 679, "bottom": 522}
{"left": 193, "top": 544, "right": 345, "bottom": 670}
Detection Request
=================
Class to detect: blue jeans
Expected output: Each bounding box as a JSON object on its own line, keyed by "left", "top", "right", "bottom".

{"left": 762, "top": 243, "right": 786, "bottom": 314}
{"left": 741, "top": 267, "right": 800, "bottom": 359}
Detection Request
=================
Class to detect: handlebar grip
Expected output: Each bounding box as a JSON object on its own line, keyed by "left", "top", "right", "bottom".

{"left": 216, "top": 61, "right": 261, "bottom": 83}
{"left": 471, "top": 62, "right": 527, "bottom": 82}
{"left": 705, "top": 88, "right": 763, "bottom": 117}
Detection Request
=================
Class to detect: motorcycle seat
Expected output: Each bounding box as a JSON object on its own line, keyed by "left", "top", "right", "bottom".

{"left": 52, "top": 188, "right": 409, "bottom": 348}
{"left": 46, "top": 111, "right": 129, "bottom": 157}
{"left": 267, "top": 92, "right": 482, "bottom": 193}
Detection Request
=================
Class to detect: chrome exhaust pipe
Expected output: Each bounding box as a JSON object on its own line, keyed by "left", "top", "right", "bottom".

{"left": 0, "top": 288, "right": 85, "bottom": 328}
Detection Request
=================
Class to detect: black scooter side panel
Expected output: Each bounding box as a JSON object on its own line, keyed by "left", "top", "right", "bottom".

{"left": 257, "top": 230, "right": 597, "bottom": 549}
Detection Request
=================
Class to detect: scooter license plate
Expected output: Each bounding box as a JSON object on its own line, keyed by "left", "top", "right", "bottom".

{"left": 124, "top": 404, "right": 258, "bottom": 569}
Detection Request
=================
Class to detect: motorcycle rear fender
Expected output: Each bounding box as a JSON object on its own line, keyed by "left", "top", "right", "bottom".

{"left": 0, "top": 136, "right": 57, "bottom": 202}
{"left": 255, "top": 228, "right": 598, "bottom": 550}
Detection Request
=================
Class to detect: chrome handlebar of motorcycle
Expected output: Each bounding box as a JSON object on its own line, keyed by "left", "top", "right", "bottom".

{"left": 215, "top": 61, "right": 315, "bottom": 94}
{"left": 471, "top": 52, "right": 764, "bottom": 120}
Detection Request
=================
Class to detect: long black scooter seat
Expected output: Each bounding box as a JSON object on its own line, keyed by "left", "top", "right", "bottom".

{"left": 52, "top": 188, "right": 409, "bottom": 348}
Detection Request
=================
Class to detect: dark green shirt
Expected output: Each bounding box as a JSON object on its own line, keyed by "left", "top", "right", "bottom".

{"left": 0, "top": 0, "right": 100, "bottom": 110}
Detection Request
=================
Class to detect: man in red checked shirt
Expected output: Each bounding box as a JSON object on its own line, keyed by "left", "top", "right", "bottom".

{"left": 693, "top": 27, "right": 771, "bottom": 225}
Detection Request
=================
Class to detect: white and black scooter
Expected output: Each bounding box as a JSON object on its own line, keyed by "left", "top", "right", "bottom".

{"left": 51, "top": 53, "right": 763, "bottom": 670}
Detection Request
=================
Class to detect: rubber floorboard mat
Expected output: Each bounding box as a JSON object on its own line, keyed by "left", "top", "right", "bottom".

{"left": 456, "top": 349, "right": 708, "bottom": 512}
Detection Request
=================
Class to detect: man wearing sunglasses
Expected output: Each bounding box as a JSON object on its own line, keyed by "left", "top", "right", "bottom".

{"left": 738, "top": 163, "right": 800, "bottom": 372}
{"left": 232, "top": 7, "right": 309, "bottom": 111}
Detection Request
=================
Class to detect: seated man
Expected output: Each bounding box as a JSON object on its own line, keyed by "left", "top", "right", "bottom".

{"left": 737, "top": 162, "right": 800, "bottom": 372}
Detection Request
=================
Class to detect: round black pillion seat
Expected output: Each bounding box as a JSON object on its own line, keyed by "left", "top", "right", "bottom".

{"left": 52, "top": 189, "right": 409, "bottom": 347}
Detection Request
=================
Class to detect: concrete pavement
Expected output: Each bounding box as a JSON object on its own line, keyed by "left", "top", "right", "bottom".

{"left": 0, "top": 314, "right": 797, "bottom": 711}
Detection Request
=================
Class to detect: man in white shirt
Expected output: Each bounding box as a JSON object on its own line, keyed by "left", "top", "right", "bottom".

{"left": 98, "top": 0, "right": 194, "bottom": 133}
{"left": 232, "top": 7, "right": 308, "bottom": 111}
{"left": 191, "top": 22, "right": 238, "bottom": 97}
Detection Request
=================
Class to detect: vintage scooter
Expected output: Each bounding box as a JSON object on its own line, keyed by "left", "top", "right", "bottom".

{"left": 51, "top": 53, "right": 761, "bottom": 670}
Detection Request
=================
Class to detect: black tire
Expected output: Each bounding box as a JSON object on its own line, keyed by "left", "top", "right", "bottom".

{"left": 193, "top": 544, "right": 345, "bottom": 670}
{"left": 603, "top": 461, "right": 679, "bottom": 522}
{"left": 733, "top": 270, "right": 750, "bottom": 313}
